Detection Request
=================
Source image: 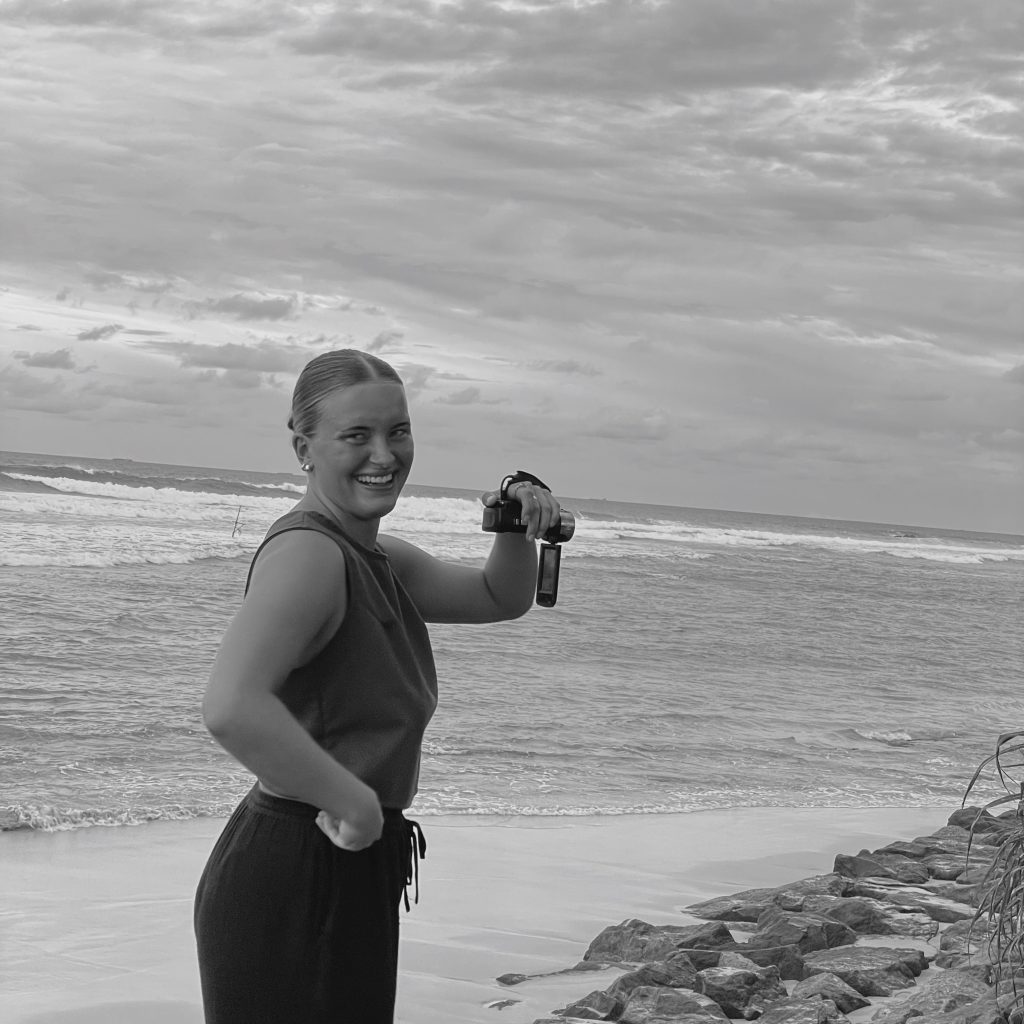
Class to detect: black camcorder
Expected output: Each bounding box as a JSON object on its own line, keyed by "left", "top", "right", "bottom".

{"left": 481, "top": 472, "right": 575, "bottom": 608}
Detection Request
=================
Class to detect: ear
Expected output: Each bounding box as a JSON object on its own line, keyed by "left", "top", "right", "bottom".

{"left": 292, "top": 433, "right": 309, "bottom": 465}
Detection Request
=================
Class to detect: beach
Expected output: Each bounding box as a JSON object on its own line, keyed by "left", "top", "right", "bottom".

{"left": 1, "top": 804, "right": 955, "bottom": 1024}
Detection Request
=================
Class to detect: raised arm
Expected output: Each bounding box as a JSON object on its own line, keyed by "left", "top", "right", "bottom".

{"left": 381, "top": 479, "right": 563, "bottom": 624}
{"left": 201, "top": 530, "right": 383, "bottom": 849}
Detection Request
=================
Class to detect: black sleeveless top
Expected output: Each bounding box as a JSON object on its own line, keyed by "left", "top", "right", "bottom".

{"left": 246, "top": 510, "right": 438, "bottom": 809}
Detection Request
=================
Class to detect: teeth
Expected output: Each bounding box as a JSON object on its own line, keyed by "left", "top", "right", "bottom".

{"left": 356, "top": 473, "right": 394, "bottom": 484}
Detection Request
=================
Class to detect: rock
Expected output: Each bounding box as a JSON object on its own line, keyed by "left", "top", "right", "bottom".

{"left": 847, "top": 878, "right": 976, "bottom": 923}
{"left": 695, "top": 960, "right": 788, "bottom": 1019}
{"left": 802, "top": 894, "right": 937, "bottom": 939}
{"left": 605, "top": 954, "right": 699, "bottom": 999}
{"left": 792, "top": 971, "right": 871, "bottom": 1013}
{"left": 935, "top": 927, "right": 998, "bottom": 972}
{"left": 497, "top": 960, "right": 614, "bottom": 986}
{"left": 802, "top": 946, "right": 926, "bottom": 996}
{"left": 686, "top": 888, "right": 779, "bottom": 922}
{"left": 554, "top": 989, "right": 623, "bottom": 1020}
{"left": 949, "top": 807, "right": 1004, "bottom": 833}
{"left": 583, "top": 919, "right": 733, "bottom": 963}
{"left": 771, "top": 875, "right": 850, "bottom": 911}
{"left": 927, "top": 879, "right": 988, "bottom": 908}
{"left": 758, "top": 998, "right": 852, "bottom": 1023}
{"left": 865, "top": 853, "right": 931, "bottom": 885}
{"left": 833, "top": 853, "right": 898, "bottom": 880}
{"left": 749, "top": 905, "right": 858, "bottom": 954}
{"left": 925, "top": 852, "right": 973, "bottom": 880}
{"left": 960, "top": 864, "right": 994, "bottom": 885}
{"left": 866, "top": 971, "right": 999, "bottom": 1022}
{"left": 733, "top": 943, "right": 808, "bottom": 981}
{"left": 873, "top": 840, "right": 930, "bottom": 860}
{"left": 685, "top": 876, "right": 848, "bottom": 922}
{"left": 679, "top": 941, "right": 808, "bottom": 980}
{"left": 618, "top": 985, "right": 729, "bottom": 1023}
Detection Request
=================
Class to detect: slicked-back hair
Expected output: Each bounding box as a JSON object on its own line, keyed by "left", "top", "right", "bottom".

{"left": 288, "top": 350, "right": 404, "bottom": 436}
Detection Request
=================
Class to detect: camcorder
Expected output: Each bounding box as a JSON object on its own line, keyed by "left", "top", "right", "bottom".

{"left": 481, "top": 471, "right": 575, "bottom": 607}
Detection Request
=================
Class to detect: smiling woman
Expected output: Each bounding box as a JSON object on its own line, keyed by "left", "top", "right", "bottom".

{"left": 194, "top": 348, "right": 566, "bottom": 1024}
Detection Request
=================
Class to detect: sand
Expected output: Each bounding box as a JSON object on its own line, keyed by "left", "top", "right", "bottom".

{"left": 1, "top": 805, "right": 953, "bottom": 1024}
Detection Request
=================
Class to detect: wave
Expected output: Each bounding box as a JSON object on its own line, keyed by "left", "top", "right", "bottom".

{"left": 1, "top": 791, "right": 957, "bottom": 833}
{"left": 2, "top": 462, "right": 1021, "bottom": 567}
{"left": 837, "top": 726, "right": 961, "bottom": 747}
{"left": 0, "top": 801, "right": 224, "bottom": 832}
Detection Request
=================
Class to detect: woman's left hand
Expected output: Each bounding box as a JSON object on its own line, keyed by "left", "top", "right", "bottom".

{"left": 481, "top": 480, "right": 562, "bottom": 543}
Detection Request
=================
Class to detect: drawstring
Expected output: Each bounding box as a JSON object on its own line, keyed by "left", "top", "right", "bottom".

{"left": 403, "top": 818, "right": 427, "bottom": 912}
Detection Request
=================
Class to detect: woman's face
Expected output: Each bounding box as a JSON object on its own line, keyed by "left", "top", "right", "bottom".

{"left": 297, "top": 380, "right": 414, "bottom": 527}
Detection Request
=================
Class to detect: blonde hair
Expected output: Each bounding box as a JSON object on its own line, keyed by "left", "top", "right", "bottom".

{"left": 288, "top": 350, "right": 404, "bottom": 436}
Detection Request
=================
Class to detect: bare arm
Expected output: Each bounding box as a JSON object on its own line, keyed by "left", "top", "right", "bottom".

{"left": 201, "top": 530, "right": 383, "bottom": 848}
{"left": 381, "top": 480, "right": 563, "bottom": 623}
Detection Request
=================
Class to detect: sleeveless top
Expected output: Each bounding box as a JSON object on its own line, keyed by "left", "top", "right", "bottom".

{"left": 245, "top": 509, "right": 438, "bottom": 809}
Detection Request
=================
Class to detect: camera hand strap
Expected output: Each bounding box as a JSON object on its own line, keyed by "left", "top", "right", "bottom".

{"left": 500, "top": 470, "right": 551, "bottom": 499}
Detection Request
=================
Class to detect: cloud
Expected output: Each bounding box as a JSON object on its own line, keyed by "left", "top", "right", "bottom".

{"left": 190, "top": 294, "right": 301, "bottom": 321}
{"left": 1005, "top": 363, "right": 1024, "bottom": 385}
{"left": 14, "top": 347, "right": 76, "bottom": 369}
{"left": 582, "top": 407, "right": 672, "bottom": 442}
{"left": 434, "top": 386, "right": 504, "bottom": 407}
{"left": 527, "top": 359, "right": 601, "bottom": 376}
{"left": 77, "top": 323, "right": 123, "bottom": 341}
{"left": 142, "top": 339, "right": 308, "bottom": 373}
{"left": 368, "top": 328, "right": 404, "bottom": 353}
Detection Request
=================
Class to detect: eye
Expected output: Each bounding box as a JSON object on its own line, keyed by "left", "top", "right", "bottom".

{"left": 341, "top": 431, "right": 369, "bottom": 444}
{"left": 391, "top": 425, "right": 412, "bottom": 439}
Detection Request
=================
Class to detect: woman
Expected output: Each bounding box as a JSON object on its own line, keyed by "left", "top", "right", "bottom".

{"left": 194, "top": 349, "right": 561, "bottom": 1023}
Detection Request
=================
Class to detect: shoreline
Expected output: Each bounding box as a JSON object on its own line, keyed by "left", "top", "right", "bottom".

{"left": 0, "top": 804, "right": 956, "bottom": 1024}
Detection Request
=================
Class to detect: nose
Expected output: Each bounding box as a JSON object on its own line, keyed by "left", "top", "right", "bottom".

{"left": 368, "top": 434, "right": 396, "bottom": 466}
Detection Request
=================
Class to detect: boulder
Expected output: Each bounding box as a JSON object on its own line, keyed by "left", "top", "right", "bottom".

{"left": 677, "top": 941, "right": 808, "bottom": 980}
{"left": 749, "top": 906, "right": 858, "bottom": 953}
{"left": 554, "top": 989, "right": 623, "bottom": 1020}
{"left": 865, "top": 971, "right": 999, "bottom": 1022}
{"left": 618, "top": 985, "right": 729, "bottom": 1023}
{"left": 695, "top": 960, "right": 788, "bottom": 1019}
{"left": 802, "top": 894, "right": 937, "bottom": 939}
{"left": 832, "top": 853, "right": 898, "bottom": 880}
{"left": 583, "top": 919, "right": 733, "bottom": 963}
{"left": 925, "top": 852, "right": 974, "bottom": 880}
{"left": 873, "top": 840, "right": 930, "bottom": 860}
{"left": 686, "top": 888, "right": 779, "bottom": 923}
{"left": 847, "top": 878, "right": 976, "bottom": 923}
{"left": 758, "top": 998, "right": 852, "bottom": 1023}
{"left": 771, "top": 875, "right": 850, "bottom": 911}
{"left": 864, "top": 853, "right": 931, "bottom": 885}
{"left": 802, "top": 946, "right": 926, "bottom": 996}
{"left": 605, "top": 954, "right": 699, "bottom": 999}
{"left": 791, "top": 971, "right": 871, "bottom": 1013}
{"left": 685, "top": 876, "right": 848, "bottom": 922}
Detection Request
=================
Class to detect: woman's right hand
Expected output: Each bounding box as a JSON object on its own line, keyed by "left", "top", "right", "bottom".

{"left": 315, "top": 786, "right": 384, "bottom": 851}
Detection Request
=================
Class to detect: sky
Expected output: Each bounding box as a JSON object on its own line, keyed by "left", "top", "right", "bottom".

{"left": 1, "top": 0, "right": 1021, "bottom": 533}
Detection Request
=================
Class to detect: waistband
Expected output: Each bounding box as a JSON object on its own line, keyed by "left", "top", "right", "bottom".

{"left": 245, "top": 784, "right": 425, "bottom": 910}
{"left": 247, "top": 784, "right": 406, "bottom": 825}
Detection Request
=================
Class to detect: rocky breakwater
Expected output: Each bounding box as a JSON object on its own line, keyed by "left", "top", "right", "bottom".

{"left": 497, "top": 807, "right": 1020, "bottom": 1024}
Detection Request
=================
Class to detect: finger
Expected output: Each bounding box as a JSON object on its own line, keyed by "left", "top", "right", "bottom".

{"left": 515, "top": 485, "right": 542, "bottom": 540}
{"left": 480, "top": 490, "right": 499, "bottom": 507}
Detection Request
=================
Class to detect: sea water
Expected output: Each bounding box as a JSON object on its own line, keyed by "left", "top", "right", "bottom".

{"left": 1, "top": 450, "right": 1021, "bottom": 831}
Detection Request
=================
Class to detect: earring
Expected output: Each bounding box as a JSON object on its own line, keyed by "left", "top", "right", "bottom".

{"left": 301, "top": 462, "right": 312, "bottom": 472}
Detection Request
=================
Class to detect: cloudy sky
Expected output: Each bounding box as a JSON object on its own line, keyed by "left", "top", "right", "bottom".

{"left": 1, "top": 0, "right": 1021, "bottom": 532}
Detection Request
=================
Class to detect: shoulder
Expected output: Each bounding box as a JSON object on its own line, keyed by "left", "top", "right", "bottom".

{"left": 249, "top": 526, "right": 348, "bottom": 604}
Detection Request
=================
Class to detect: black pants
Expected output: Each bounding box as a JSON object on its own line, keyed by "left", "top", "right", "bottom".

{"left": 194, "top": 786, "right": 425, "bottom": 1024}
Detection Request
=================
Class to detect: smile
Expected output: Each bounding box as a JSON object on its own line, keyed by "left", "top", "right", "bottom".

{"left": 355, "top": 473, "right": 395, "bottom": 486}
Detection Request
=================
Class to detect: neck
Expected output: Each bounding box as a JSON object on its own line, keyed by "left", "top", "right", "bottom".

{"left": 297, "top": 494, "right": 380, "bottom": 549}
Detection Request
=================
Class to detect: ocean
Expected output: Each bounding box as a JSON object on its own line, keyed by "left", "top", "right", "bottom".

{"left": 1, "top": 450, "right": 1021, "bottom": 833}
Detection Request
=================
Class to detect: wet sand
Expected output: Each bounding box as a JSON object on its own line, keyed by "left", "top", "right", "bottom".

{"left": 1, "top": 805, "right": 951, "bottom": 1023}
